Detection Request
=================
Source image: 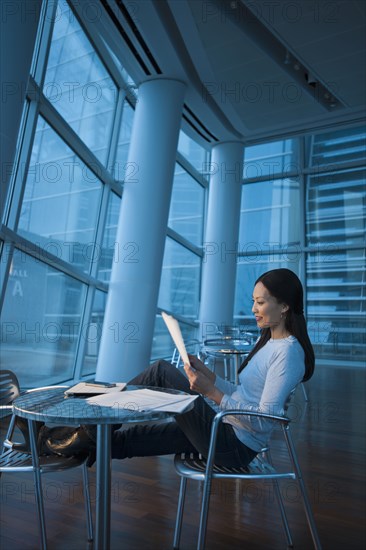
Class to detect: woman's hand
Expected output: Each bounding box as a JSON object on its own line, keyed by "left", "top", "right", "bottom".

{"left": 184, "top": 357, "right": 223, "bottom": 405}
{"left": 187, "top": 354, "right": 216, "bottom": 382}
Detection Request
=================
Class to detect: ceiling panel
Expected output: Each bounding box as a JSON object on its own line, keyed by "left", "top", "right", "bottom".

{"left": 107, "top": 0, "right": 366, "bottom": 143}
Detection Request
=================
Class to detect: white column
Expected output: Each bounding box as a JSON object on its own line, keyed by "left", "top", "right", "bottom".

{"left": 199, "top": 141, "right": 244, "bottom": 338}
{"left": 0, "top": 0, "right": 42, "bottom": 220}
{"left": 96, "top": 78, "right": 186, "bottom": 382}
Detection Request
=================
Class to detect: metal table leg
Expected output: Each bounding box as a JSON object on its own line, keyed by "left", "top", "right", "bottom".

{"left": 95, "top": 424, "right": 112, "bottom": 550}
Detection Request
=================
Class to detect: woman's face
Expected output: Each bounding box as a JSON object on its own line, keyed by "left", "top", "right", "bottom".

{"left": 251, "top": 282, "right": 288, "bottom": 331}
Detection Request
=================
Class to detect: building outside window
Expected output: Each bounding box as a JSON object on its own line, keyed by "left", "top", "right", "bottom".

{"left": 306, "top": 127, "right": 366, "bottom": 367}
{"left": 236, "top": 127, "right": 366, "bottom": 368}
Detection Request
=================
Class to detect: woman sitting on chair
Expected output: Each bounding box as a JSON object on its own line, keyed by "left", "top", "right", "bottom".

{"left": 42, "top": 268, "right": 315, "bottom": 468}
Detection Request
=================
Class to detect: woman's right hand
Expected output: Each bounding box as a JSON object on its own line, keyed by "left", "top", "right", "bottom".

{"left": 188, "top": 354, "right": 216, "bottom": 383}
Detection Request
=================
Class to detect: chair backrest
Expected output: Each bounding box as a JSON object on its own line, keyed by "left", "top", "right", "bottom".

{"left": 0, "top": 370, "right": 21, "bottom": 407}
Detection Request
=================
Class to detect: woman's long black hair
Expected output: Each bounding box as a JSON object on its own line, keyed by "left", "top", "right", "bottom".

{"left": 239, "top": 268, "right": 315, "bottom": 382}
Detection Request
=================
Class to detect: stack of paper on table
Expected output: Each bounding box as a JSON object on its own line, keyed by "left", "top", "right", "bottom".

{"left": 86, "top": 388, "right": 197, "bottom": 414}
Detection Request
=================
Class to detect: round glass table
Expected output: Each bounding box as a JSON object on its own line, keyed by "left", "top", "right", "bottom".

{"left": 13, "top": 385, "right": 194, "bottom": 549}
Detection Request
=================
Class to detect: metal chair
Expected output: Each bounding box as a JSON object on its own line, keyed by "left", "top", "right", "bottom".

{"left": 300, "top": 381, "right": 309, "bottom": 401}
{"left": 173, "top": 409, "right": 322, "bottom": 549}
{"left": 0, "top": 370, "right": 93, "bottom": 549}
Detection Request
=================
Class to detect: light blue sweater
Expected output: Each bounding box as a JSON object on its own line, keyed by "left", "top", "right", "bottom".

{"left": 214, "top": 336, "right": 305, "bottom": 452}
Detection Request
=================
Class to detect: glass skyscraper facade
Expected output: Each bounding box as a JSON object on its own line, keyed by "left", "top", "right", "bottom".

{"left": 235, "top": 128, "right": 366, "bottom": 367}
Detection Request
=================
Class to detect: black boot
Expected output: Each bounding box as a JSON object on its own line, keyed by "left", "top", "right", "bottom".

{"left": 43, "top": 425, "right": 96, "bottom": 457}
{"left": 42, "top": 424, "right": 121, "bottom": 468}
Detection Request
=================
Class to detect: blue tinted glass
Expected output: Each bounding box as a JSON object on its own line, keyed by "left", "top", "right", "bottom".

{"left": 178, "top": 131, "right": 209, "bottom": 173}
{"left": 81, "top": 289, "right": 108, "bottom": 376}
{"left": 235, "top": 256, "right": 301, "bottom": 321}
{"left": 169, "top": 164, "right": 204, "bottom": 246}
{"left": 244, "top": 139, "right": 299, "bottom": 178}
{"left": 18, "top": 116, "right": 103, "bottom": 272}
{"left": 115, "top": 101, "right": 134, "bottom": 179}
{"left": 0, "top": 249, "right": 86, "bottom": 387}
{"left": 306, "top": 161, "right": 366, "bottom": 366}
{"left": 307, "top": 168, "right": 365, "bottom": 248}
{"left": 235, "top": 176, "right": 301, "bottom": 322}
{"left": 44, "top": 0, "right": 117, "bottom": 164}
{"left": 151, "top": 314, "right": 197, "bottom": 362}
{"left": 306, "top": 248, "right": 365, "bottom": 366}
{"left": 239, "top": 178, "right": 301, "bottom": 247}
{"left": 98, "top": 191, "right": 121, "bottom": 282}
{"left": 158, "top": 238, "right": 200, "bottom": 319}
{"left": 312, "top": 126, "right": 366, "bottom": 166}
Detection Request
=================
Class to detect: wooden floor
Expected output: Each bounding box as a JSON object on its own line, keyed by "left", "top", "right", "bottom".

{"left": 1, "top": 363, "right": 365, "bottom": 550}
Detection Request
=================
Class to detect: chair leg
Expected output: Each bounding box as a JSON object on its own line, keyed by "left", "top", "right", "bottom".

{"left": 266, "top": 449, "right": 293, "bottom": 547}
{"left": 29, "top": 420, "right": 47, "bottom": 550}
{"left": 272, "top": 478, "right": 293, "bottom": 547}
{"left": 173, "top": 476, "right": 187, "bottom": 549}
{"left": 301, "top": 383, "right": 309, "bottom": 401}
{"left": 284, "top": 429, "right": 322, "bottom": 550}
{"left": 296, "top": 475, "right": 322, "bottom": 549}
{"left": 223, "top": 358, "right": 229, "bottom": 381}
{"left": 82, "top": 463, "right": 94, "bottom": 541}
{"left": 3, "top": 413, "right": 16, "bottom": 451}
{"left": 197, "top": 474, "right": 213, "bottom": 550}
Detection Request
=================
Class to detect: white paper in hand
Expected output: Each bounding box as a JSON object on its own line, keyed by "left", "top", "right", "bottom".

{"left": 161, "top": 311, "right": 190, "bottom": 366}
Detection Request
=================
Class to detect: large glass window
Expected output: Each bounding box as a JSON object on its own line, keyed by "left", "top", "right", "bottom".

{"left": 44, "top": 0, "right": 117, "bottom": 164}
{"left": 1, "top": 249, "right": 86, "bottom": 387}
{"left": 153, "top": 235, "right": 202, "bottom": 361}
{"left": 306, "top": 249, "right": 365, "bottom": 364}
{"left": 235, "top": 255, "right": 301, "bottom": 332}
{"left": 0, "top": 0, "right": 133, "bottom": 387}
{"left": 154, "top": 143, "right": 207, "bottom": 361}
{"left": 307, "top": 168, "right": 365, "bottom": 248}
{"left": 18, "top": 117, "right": 103, "bottom": 273}
{"left": 115, "top": 100, "right": 134, "bottom": 173}
{"left": 151, "top": 314, "right": 198, "bottom": 362}
{"left": 178, "top": 130, "right": 209, "bottom": 173}
{"left": 83, "top": 289, "right": 108, "bottom": 376}
{"left": 311, "top": 126, "right": 366, "bottom": 166}
{"left": 235, "top": 151, "right": 301, "bottom": 328}
{"left": 243, "top": 138, "right": 300, "bottom": 179}
{"left": 98, "top": 191, "right": 121, "bottom": 282}
{"left": 306, "top": 137, "right": 366, "bottom": 367}
{"left": 238, "top": 178, "right": 301, "bottom": 248}
{"left": 235, "top": 128, "right": 366, "bottom": 368}
{"left": 1, "top": 0, "right": 206, "bottom": 384}
{"left": 168, "top": 164, "right": 204, "bottom": 246}
{"left": 158, "top": 237, "right": 201, "bottom": 319}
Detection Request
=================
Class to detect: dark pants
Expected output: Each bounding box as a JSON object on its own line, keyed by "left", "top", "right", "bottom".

{"left": 111, "top": 360, "right": 257, "bottom": 468}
